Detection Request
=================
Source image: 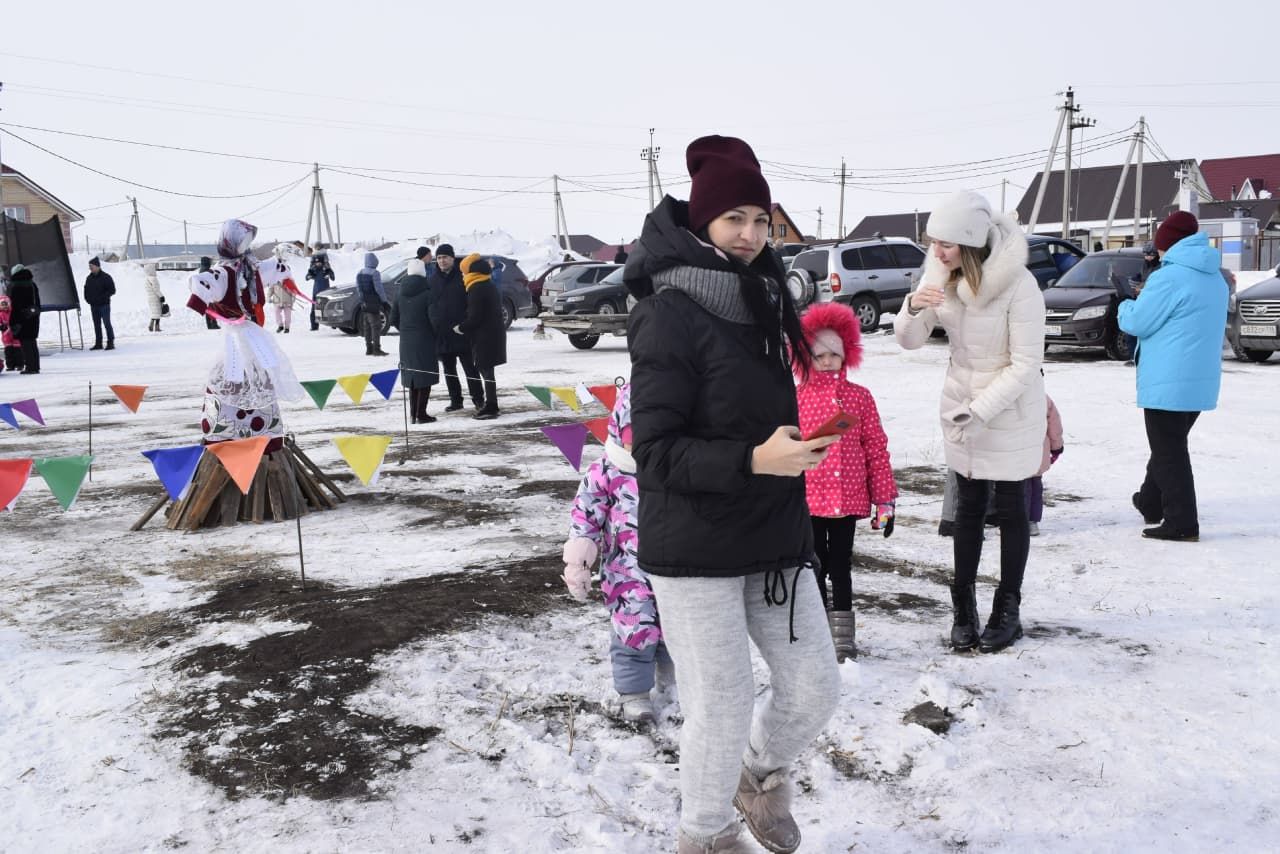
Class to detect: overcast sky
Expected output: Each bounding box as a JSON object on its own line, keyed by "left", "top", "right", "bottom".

{"left": 3, "top": 0, "right": 1278, "bottom": 251}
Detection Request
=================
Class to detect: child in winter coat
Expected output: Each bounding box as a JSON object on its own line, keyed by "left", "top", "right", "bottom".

{"left": 562, "top": 383, "right": 674, "bottom": 724}
{"left": 268, "top": 279, "right": 296, "bottom": 333}
{"left": 1026, "top": 394, "right": 1064, "bottom": 536}
{"left": 795, "top": 302, "right": 898, "bottom": 662}
{"left": 0, "top": 295, "right": 19, "bottom": 373}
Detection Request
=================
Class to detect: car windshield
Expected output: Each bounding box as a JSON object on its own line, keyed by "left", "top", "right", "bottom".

{"left": 380, "top": 258, "right": 410, "bottom": 280}
{"left": 1051, "top": 255, "right": 1144, "bottom": 290}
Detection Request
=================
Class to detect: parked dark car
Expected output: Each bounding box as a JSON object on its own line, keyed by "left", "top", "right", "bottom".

{"left": 1026, "top": 235, "right": 1087, "bottom": 289}
{"left": 317, "top": 254, "right": 533, "bottom": 334}
{"left": 1227, "top": 270, "right": 1280, "bottom": 362}
{"left": 529, "top": 260, "right": 597, "bottom": 312}
{"left": 1042, "top": 249, "right": 1143, "bottom": 360}
{"left": 540, "top": 263, "right": 619, "bottom": 308}
{"left": 550, "top": 266, "right": 629, "bottom": 315}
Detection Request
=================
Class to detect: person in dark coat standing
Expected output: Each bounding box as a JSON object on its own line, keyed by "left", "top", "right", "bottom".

{"left": 390, "top": 257, "right": 440, "bottom": 423}
{"left": 305, "top": 251, "right": 335, "bottom": 331}
{"left": 7, "top": 264, "right": 42, "bottom": 374}
{"left": 625, "top": 135, "right": 841, "bottom": 854}
{"left": 457, "top": 253, "right": 507, "bottom": 420}
{"left": 355, "top": 251, "right": 389, "bottom": 356}
{"left": 432, "top": 245, "right": 485, "bottom": 412}
{"left": 84, "top": 257, "right": 117, "bottom": 350}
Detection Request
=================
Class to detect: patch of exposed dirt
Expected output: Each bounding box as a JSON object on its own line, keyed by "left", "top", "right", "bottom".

{"left": 1043, "top": 491, "right": 1086, "bottom": 506}
{"left": 854, "top": 550, "right": 997, "bottom": 589}
{"left": 853, "top": 590, "right": 949, "bottom": 616}
{"left": 894, "top": 464, "right": 948, "bottom": 496}
{"left": 151, "top": 553, "right": 567, "bottom": 802}
{"left": 511, "top": 478, "right": 580, "bottom": 502}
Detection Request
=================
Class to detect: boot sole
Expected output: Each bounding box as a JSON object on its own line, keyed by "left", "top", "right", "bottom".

{"left": 732, "top": 794, "right": 800, "bottom": 854}
{"left": 979, "top": 625, "right": 1023, "bottom": 653}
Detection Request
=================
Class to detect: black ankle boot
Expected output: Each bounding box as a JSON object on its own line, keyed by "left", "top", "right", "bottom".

{"left": 949, "top": 584, "right": 980, "bottom": 651}
{"left": 979, "top": 589, "right": 1023, "bottom": 653}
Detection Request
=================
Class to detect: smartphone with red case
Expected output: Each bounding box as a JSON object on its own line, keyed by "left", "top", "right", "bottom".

{"left": 806, "top": 411, "right": 858, "bottom": 441}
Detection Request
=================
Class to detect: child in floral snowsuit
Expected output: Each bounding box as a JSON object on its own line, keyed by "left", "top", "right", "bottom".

{"left": 562, "top": 383, "right": 673, "bottom": 723}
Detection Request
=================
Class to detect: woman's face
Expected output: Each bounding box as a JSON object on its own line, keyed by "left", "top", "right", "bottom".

{"left": 931, "top": 239, "right": 963, "bottom": 271}
{"left": 706, "top": 205, "right": 770, "bottom": 263}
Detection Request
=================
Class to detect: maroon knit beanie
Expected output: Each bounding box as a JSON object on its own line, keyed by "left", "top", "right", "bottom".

{"left": 1154, "top": 210, "right": 1199, "bottom": 252}
{"left": 686, "top": 135, "right": 772, "bottom": 234}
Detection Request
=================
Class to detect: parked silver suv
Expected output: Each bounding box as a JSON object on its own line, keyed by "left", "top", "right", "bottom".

{"left": 788, "top": 237, "right": 926, "bottom": 331}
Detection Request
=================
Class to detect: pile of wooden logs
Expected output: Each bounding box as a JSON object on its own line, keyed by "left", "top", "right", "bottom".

{"left": 132, "top": 437, "right": 346, "bottom": 531}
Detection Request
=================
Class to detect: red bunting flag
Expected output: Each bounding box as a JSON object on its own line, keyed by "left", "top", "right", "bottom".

{"left": 584, "top": 417, "right": 610, "bottom": 445}
{"left": 588, "top": 384, "right": 618, "bottom": 411}
{"left": 0, "top": 459, "right": 34, "bottom": 511}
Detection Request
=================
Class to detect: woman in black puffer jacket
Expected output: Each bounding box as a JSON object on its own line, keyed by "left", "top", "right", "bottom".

{"left": 625, "top": 136, "right": 841, "bottom": 854}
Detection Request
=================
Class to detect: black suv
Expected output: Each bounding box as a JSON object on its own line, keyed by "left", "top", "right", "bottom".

{"left": 1227, "top": 271, "right": 1280, "bottom": 362}
{"left": 317, "top": 254, "right": 533, "bottom": 334}
{"left": 1043, "top": 249, "right": 1143, "bottom": 360}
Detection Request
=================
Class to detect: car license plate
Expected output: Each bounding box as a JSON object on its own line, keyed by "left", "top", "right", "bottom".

{"left": 1241, "top": 324, "right": 1276, "bottom": 337}
{"left": 1044, "top": 325, "right": 1061, "bottom": 337}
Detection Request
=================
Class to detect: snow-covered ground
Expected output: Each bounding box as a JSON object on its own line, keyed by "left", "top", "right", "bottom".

{"left": 2, "top": 248, "right": 1278, "bottom": 852}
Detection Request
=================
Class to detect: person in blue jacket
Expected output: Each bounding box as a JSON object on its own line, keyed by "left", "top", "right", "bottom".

{"left": 305, "top": 251, "right": 334, "bottom": 331}
{"left": 356, "top": 251, "right": 389, "bottom": 356}
{"left": 1118, "top": 210, "right": 1227, "bottom": 542}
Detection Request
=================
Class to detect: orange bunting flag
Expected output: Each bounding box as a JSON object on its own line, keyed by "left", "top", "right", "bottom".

{"left": 584, "top": 417, "right": 610, "bottom": 445}
{"left": 205, "top": 436, "right": 269, "bottom": 494}
{"left": 109, "top": 384, "right": 148, "bottom": 413}
{"left": 588, "top": 384, "right": 618, "bottom": 411}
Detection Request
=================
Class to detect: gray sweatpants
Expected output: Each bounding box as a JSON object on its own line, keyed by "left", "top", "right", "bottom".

{"left": 648, "top": 569, "right": 842, "bottom": 844}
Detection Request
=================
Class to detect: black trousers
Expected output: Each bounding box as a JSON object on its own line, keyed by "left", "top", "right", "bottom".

{"left": 441, "top": 351, "right": 484, "bottom": 408}
{"left": 90, "top": 303, "right": 114, "bottom": 345}
{"left": 954, "top": 474, "right": 1029, "bottom": 594}
{"left": 476, "top": 363, "right": 498, "bottom": 414}
{"left": 1137, "top": 408, "right": 1201, "bottom": 533}
{"left": 18, "top": 339, "right": 39, "bottom": 373}
{"left": 811, "top": 515, "right": 856, "bottom": 611}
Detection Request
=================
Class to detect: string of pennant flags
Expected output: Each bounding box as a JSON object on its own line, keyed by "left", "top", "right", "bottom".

{"left": 528, "top": 381, "right": 623, "bottom": 472}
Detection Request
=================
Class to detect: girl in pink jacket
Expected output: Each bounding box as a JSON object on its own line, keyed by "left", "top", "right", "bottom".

{"left": 1026, "top": 394, "right": 1064, "bottom": 536}
{"left": 795, "top": 303, "right": 898, "bottom": 661}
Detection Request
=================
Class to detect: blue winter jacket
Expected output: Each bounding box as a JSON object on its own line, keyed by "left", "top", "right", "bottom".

{"left": 355, "top": 251, "right": 387, "bottom": 305}
{"left": 1117, "top": 232, "right": 1227, "bottom": 412}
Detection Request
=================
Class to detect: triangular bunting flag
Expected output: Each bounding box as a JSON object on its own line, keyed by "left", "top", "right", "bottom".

{"left": 588, "top": 384, "right": 618, "bottom": 412}
{"left": 584, "top": 417, "right": 610, "bottom": 445}
{"left": 142, "top": 445, "right": 206, "bottom": 502}
{"left": 550, "top": 386, "right": 581, "bottom": 412}
{"left": 332, "top": 435, "right": 393, "bottom": 486}
{"left": 0, "top": 404, "right": 18, "bottom": 430}
{"left": 109, "top": 384, "right": 148, "bottom": 413}
{"left": 301, "top": 379, "right": 338, "bottom": 410}
{"left": 337, "top": 373, "right": 372, "bottom": 405}
{"left": 206, "top": 436, "right": 269, "bottom": 494}
{"left": 525, "top": 385, "right": 553, "bottom": 408}
{"left": 369, "top": 369, "right": 400, "bottom": 401}
{"left": 10, "top": 399, "right": 45, "bottom": 426}
{"left": 0, "top": 459, "right": 34, "bottom": 511}
{"left": 576, "top": 382, "right": 595, "bottom": 407}
{"left": 540, "top": 423, "right": 590, "bottom": 471}
{"left": 33, "top": 456, "right": 94, "bottom": 510}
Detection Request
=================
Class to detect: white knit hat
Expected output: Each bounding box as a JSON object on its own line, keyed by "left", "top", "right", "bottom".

{"left": 407, "top": 258, "right": 427, "bottom": 277}
{"left": 811, "top": 328, "right": 844, "bottom": 358}
{"left": 926, "top": 191, "right": 994, "bottom": 248}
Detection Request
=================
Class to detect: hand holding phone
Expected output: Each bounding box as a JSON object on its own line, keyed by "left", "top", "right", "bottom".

{"left": 805, "top": 411, "right": 858, "bottom": 441}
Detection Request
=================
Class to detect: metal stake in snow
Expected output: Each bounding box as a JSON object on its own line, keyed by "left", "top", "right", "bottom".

{"left": 296, "top": 513, "right": 307, "bottom": 591}
{"left": 401, "top": 384, "right": 410, "bottom": 460}
{"left": 87, "top": 380, "right": 93, "bottom": 482}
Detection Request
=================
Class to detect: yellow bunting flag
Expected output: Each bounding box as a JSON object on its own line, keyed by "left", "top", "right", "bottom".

{"left": 550, "top": 386, "right": 581, "bottom": 411}
{"left": 109, "top": 384, "right": 148, "bottom": 413}
{"left": 205, "top": 436, "right": 269, "bottom": 494}
{"left": 337, "top": 373, "right": 372, "bottom": 405}
{"left": 332, "top": 435, "right": 393, "bottom": 486}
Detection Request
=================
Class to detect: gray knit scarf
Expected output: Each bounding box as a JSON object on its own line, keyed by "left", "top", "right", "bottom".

{"left": 652, "top": 266, "right": 754, "bottom": 325}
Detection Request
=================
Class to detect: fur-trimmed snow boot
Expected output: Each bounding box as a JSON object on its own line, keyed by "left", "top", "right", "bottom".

{"left": 618, "top": 692, "right": 655, "bottom": 724}
{"left": 828, "top": 610, "right": 856, "bottom": 661}
{"left": 733, "top": 766, "right": 800, "bottom": 853}
{"left": 676, "top": 824, "right": 752, "bottom": 853}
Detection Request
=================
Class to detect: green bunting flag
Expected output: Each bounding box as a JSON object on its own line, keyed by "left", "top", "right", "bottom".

{"left": 525, "top": 385, "right": 553, "bottom": 408}
{"left": 33, "top": 455, "right": 94, "bottom": 510}
{"left": 301, "top": 379, "right": 338, "bottom": 410}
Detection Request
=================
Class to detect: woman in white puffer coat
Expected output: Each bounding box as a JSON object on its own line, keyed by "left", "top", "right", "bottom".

{"left": 894, "top": 190, "right": 1045, "bottom": 654}
{"left": 143, "top": 263, "right": 164, "bottom": 332}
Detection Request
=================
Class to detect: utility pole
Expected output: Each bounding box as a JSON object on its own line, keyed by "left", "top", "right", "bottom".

{"left": 0, "top": 81, "right": 6, "bottom": 256}
{"left": 1101, "top": 124, "right": 1142, "bottom": 248}
{"left": 552, "top": 175, "right": 572, "bottom": 254}
{"left": 836, "top": 158, "right": 847, "bottom": 239}
{"left": 816, "top": 206, "right": 823, "bottom": 241}
{"left": 183, "top": 220, "right": 189, "bottom": 255}
{"left": 1001, "top": 179, "right": 1007, "bottom": 212}
{"left": 1027, "top": 95, "right": 1068, "bottom": 235}
{"left": 123, "top": 196, "right": 145, "bottom": 260}
{"left": 1061, "top": 87, "right": 1095, "bottom": 239}
{"left": 335, "top": 204, "right": 342, "bottom": 246}
{"left": 302, "top": 163, "right": 335, "bottom": 249}
{"left": 1133, "top": 116, "right": 1145, "bottom": 245}
{"left": 640, "top": 128, "right": 661, "bottom": 211}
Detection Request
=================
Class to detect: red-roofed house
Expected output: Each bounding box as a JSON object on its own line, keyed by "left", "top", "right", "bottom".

{"left": 1199, "top": 154, "right": 1280, "bottom": 201}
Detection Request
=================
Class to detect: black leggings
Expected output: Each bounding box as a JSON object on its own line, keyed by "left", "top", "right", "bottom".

{"left": 811, "top": 515, "right": 856, "bottom": 611}
{"left": 954, "top": 474, "right": 1029, "bottom": 594}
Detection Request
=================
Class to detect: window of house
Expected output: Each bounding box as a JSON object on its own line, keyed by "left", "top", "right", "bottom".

{"left": 778, "top": 223, "right": 787, "bottom": 238}
{"left": 2, "top": 205, "right": 29, "bottom": 222}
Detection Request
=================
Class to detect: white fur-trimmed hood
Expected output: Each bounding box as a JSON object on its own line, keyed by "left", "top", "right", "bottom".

{"left": 920, "top": 214, "right": 1030, "bottom": 310}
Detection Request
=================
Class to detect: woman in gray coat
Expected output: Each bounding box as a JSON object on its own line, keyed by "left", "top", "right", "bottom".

{"left": 390, "top": 258, "right": 440, "bottom": 423}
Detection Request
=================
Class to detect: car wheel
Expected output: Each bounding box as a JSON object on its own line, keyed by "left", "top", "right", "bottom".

{"left": 850, "top": 295, "right": 881, "bottom": 333}
{"left": 1103, "top": 325, "right": 1131, "bottom": 361}
{"left": 1241, "top": 347, "right": 1275, "bottom": 363}
{"left": 502, "top": 298, "right": 515, "bottom": 330}
{"left": 338, "top": 325, "right": 357, "bottom": 336}
{"left": 568, "top": 332, "right": 600, "bottom": 350}
{"left": 381, "top": 310, "right": 393, "bottom": 336}
{"left": 596, "top": 300, "right": 619, "bottom": 314}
